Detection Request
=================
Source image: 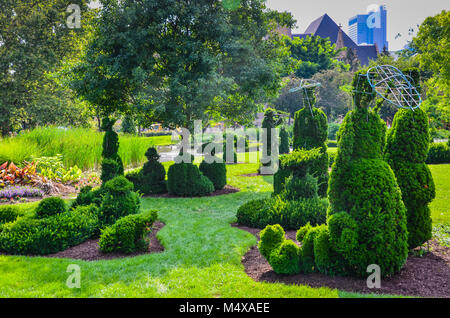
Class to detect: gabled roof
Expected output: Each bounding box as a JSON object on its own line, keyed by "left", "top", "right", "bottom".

{"left": 292, "top": 14, "right": 378, "bottom": 65}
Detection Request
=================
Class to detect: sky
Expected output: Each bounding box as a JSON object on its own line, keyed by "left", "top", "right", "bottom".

{"left": 265, "top": 0, "right": 449, "bottom": 51}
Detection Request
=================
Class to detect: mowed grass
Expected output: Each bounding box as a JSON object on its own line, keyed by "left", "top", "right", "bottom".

{"left": 0, "top": 127, "right": 174, "bottom": 171}
{"left": 429, "top": 164, "right": 450, "bottom": 225}
{"left": 0, "top": 162, "right": 447, "bottom": 298}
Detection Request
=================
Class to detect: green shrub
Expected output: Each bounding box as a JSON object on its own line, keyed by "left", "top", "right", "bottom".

{"left": 299, "top": 225, "right": 323, "bottom": 273}
{"left": 236, "top": 196, "right": 327, "bottom": 230}
{"left": 236, "top": 199, "right": 267, "bottom": 226}
{"left": 313, "top": 226, "right": 346, "bottom": 276}
{"left": 269, "top": 240, "right": 300, "bottom": 274}
{"left": 101, "top": 158, "right": 122, "bottom": 184}
{"left": 167, "top": 163, "right": 214, "bottom": 196}
{"left": 35, "top": 197, "right": 67, "bottom": 219}
{"left": 0, "top": 206, "right": 21, "bottom": 224}
{"left": 127, "top": 147, "right": 167, "bottom": 194}
{"left": 296, "top": 222, "right": 312, "bottom": 242}
{"left": 279, "top": 126, "right": 290, "bottom": 154}
{"left": 258, "top": 224, "right": 285, "bottom": 260}
{"left": 385, "top": 108, "right": 436, "bottom": 248}
{"left": 273, "top": 168, "right": 291, "bottom": 194}
{"left": 0, "top": 204, "right": 99, "bottom": 255}
{"left": 99, "top": 210, "right": 158, "bottom": 253}
{"left": 327, "top": 84, "right": 408, "bottom": 277}
{"left": 426, "top": 142, "right": 450, "bottom": 164}
{"left": 71, "top": 186, "right": 104, "bottom": 209}
{"left": 199, "top": 160, "right": 227, "bottom": 190}
{"left": 328, "top": 152, "right": 337, "bottom": 167}
{"left": 99, "top": 176, "right": 141, "bottom": 227}
{"left": 121, "top": 115, "right": 136, "bottom": 135}
{"left": 281, "top": 174, "right": 318, "bottom": 200}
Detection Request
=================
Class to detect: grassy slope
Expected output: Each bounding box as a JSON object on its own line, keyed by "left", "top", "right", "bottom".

{"left": 0, "top": 162, "right": 447, "bottom": 298}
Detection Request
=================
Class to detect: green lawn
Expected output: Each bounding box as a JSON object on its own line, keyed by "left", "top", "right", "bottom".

{"left": 0, "top": 163, "right": 447, "bottom": 298}
{"left": 429, "top": 164, "right": 450, "bottom": 225}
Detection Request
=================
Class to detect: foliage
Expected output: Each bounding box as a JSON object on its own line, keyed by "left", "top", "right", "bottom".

{"left": 99, "top": 210, "right": 158, "bottom": 254}
{"left": 32, "top": 154, "right": 82, "bottom": 184}
{"left": 281, "top": 174, "right": 318, "bottom": 200}
{"left": 328, "top": 122, "right": 341, "bottom": 140}
{"left": 279, "top": 126, "right": 290, "bottom": 154}
{"left": 286, "top": 35, "right": 342, "bottom": 79}
{"left": 312, "top": 69, "right": 353, "bottom": 122}
{"left": 0, "top": 0, "right": 93, "bottom": 136}
{"left": 269, "top": 240, "right": 300, "bottom": 275}
{"left": 0, "top": 204, "right": 99, "bottom": 255}
{"left": 167, "top": 163, "right": 214, "bottom": 197}
{"left": 385, "top": 108, "right": 436, "bottom": 248}
{"left": 260, "top": 108, "right": 284, "bottom": 171}
{"left": 199, "top": 161, "right": 227, "bottom": 190}
{"left": 0, "top": 161, "right": 37, "bottom": 188}
{"left": 236, "top": 195, "right": 327, "bottom": 230}
{"left": 327, "top": 95, "right": 408, "bottom": 277}
{"left": 427, "top": 143, "right": 450, "bottom": 164}
{"left": 99, "top": 176, "right": 141, "bottom": 228}
{"left": 71, "top": 186, "right": 104, "bottom": 209}
{"left": 69, "top": 0, "right": 295, "bottom": 131}
{"left": 0, "top": 206, "right": 22, "bottom": 224}
{"left": 127, "top": 147, "right": 167, "bottom": 195}
{"left": 0, "top": 127, "right": 167, "bottom": 171}
{"left": 35, "top": 197, "right": 67, "bottom": 219}
{"left": 121, "top": 115, "right": 136, "bottom": 135}
{"left": 258, "top": 224, "right": 285, "bottom": 260}
{"left": 101, "top": 118, "right": 124, "bottom": 183}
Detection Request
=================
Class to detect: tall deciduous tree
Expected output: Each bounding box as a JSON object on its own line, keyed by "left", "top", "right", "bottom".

{"left": 0, "top": 0, "right": 93, "bottom": 135}
{"left": 69, "top": 0, "right": 295, "bottom": 132}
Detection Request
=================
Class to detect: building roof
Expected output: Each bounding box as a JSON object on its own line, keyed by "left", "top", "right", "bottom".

{"left": 292, "top": 14, "right": 378, "bottom": 65}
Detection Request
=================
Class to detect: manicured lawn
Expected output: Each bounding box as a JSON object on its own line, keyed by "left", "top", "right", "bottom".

{"left": 429, "top": 164, "right": 450, "bottom": 225}
{"left": 0, "top": 163, "right": 447, "bottom": 298}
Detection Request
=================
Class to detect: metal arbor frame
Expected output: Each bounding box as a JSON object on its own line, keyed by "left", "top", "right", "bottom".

{"left": 289, "top": 78, "right": 321, "bottom": 116}
{"left": 366, "top": 65, "right": 422, "bottom": 111}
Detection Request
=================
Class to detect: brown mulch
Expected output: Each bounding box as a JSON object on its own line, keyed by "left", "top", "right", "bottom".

{"left": 42, "top": 221, "right": 165, "bottom": 261}
{"left": 233, "top": 223, "right": 450, "bottom": 298}
{"left": 146, "top": 184, "right": 240, "bottom": 198}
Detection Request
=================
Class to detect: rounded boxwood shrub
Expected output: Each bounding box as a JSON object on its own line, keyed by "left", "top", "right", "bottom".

{"left": 327, "top": 72, "right": 408, "bottom": 277}
{"left": 0, "top": 206, "right": 21, "bottom": 224}
{"left": 385, "top": 108, "right": 436, "bottom": 248}
{"left": 199, "top": 160, "right": 227, "bottom": 190}
{"left": 71, "top": 186, "right": 104, "bottom": 209}
{"left": 0, "top": 204, "right": 99, "bottom": 255}
{"left": 258, "top": 224, "right": 285, "bottom": 260}
{"left": 236, "top": 199, "right": 267, "bottom": 226}
{"left": 167, "top": 163, "right": 214, "bottom": 196}
{"left": 268, "top": 240, "right": 300, "bottom": 275}
{"left": 99, "top": 176, "right": 141, "bottom": 228}
{"left": 99, "top": 210, "right": 158, "bottom": 253}
{"left": 35, "top": 197, "right": 67, "bottom": 219}
{"left": 141, "top": 147, "right": 166, "bottom": 194}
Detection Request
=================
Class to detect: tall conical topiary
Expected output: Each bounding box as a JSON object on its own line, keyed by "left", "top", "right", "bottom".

{"left": 292, "top": 88, "right": 328, "bottom": 196}
{"left": 279, "top": 126, "right": 290, "bottom": 154}
{"left": 384, "top": 107, "right": 435, "bottom": 249}
{"left": 101, "top": 118, "right": 124, "bottom": 184}
{"left": 326, "top": 70, "right": 408, "bottom": 277}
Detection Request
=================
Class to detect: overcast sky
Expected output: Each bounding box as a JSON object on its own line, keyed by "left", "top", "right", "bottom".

{"left": 265, "top": 0, "right": 449, "bottom": 51}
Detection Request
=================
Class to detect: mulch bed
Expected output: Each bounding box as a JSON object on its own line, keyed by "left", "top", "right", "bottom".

{"left": 42, "top": 221, "right": 165, "bottom": 261}
{"left": 233, "top": 223, "right": 450, "bottom": 298}
{"left": 145, "top": 184, "right": 240, "bottom": 198}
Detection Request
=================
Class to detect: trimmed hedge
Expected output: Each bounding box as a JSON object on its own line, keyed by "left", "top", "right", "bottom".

{"left": 385, "top": 108, "right": 436, "bottom": 248}
{"left": 0, "top": 206, "right": 22, "bottom": 224}
{"left": 99, "top": 210, "right": 158, "bottom": 253}
{"left": 0, "top": 204, "right": 99, "bottom": 255}
{"left": 269, "top": 240, "right": 300, "bottom": 275}
{"left": 236, "top": 195, "right": 327, "bottom": 230}
{"left": 426, "top": 142, "right": 450, "bottom": 164}
{"left": 199, "top": 160, "right": 227, "bottom": 190}
{"left": 35, "top": 197, "right": 67, "bottom": 219}
{"left": 71, "top": 186, "right": 104, "bottom": 209}
{"left": 167, "top": 163, "right": 214, "bottom": 196}
{"left": 258, "top": 224, "right": 285, "bottom": 260}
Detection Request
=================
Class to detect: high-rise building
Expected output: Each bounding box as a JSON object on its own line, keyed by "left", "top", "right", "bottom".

{"left": 348, "top": 5, "right": 388, "bottom": 52}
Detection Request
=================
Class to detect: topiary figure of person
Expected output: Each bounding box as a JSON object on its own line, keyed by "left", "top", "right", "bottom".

{"left": 199, "top": 145, "right": 227, "bottom": 191}
{"left": 384, "top": 108, "right": 435, "bottom": 249}
{"left": 326, "top": 70, "right": 409, "bottom": 277}
{"left": 141, "top": 147, "right": 167, "bottom": 194}
{"left": 100, "top": 117, "right": 124, "bottom": 184}
{"left": 292, "top": 87, "right": 328, "bottom": 196}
